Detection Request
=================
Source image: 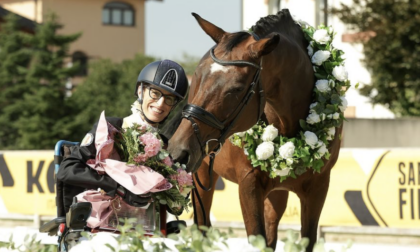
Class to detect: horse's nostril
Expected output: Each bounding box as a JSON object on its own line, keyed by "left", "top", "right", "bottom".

{"left": 175, "top": 150, "right": 190, "bottom": 166}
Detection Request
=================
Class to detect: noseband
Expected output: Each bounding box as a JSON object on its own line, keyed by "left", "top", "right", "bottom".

{"left": 182, "top": 45, "right": 265, "bottom": 169}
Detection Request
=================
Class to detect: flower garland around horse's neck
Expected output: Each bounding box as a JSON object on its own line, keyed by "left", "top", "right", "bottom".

{"left": 230, "top": 22, "right": 351, "bottom": 182}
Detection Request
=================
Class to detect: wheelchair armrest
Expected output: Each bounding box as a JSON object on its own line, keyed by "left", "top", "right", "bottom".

{"left": 39, "top": 217, "right": 66, "bottom": 236}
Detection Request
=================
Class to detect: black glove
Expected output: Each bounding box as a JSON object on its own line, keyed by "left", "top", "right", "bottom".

{"left": 116, "top": 185, "right": 151, "bottom": 207}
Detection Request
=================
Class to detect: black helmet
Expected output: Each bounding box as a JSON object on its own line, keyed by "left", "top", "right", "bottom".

{"left": 135, "top": 60, "right": 188, "bottom": 100}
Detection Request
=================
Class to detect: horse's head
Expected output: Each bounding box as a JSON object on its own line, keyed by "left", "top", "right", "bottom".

{"left": 168, "top": 13, "right": 280, "bottom": 173}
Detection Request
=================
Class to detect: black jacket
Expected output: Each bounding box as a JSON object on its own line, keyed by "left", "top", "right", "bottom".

{"left": 56, "top": 117, "right": 123, "bottom": 215}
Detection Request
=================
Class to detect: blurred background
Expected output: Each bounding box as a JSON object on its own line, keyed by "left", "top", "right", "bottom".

{"left": 0, "top": 0, "right": 419, "bottom": 251}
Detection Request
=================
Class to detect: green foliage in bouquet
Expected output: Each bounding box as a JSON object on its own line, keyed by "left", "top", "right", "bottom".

{"left": 115, "top": 123, "right": 193, "bottom": 216}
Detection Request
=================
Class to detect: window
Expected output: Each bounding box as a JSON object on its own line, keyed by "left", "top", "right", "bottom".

{"left": 72, "top": 51, "right": 88, "bottom": 76}
{"left": 102, "top": 2, "right": 135, "bottom": 26}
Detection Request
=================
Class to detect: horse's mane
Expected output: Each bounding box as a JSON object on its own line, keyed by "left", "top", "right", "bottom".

{"left": 224, "top": 32, "right": 251, "bottom": 52}
{"left": 222, "top": 9, "right": 307, "bottom": 53}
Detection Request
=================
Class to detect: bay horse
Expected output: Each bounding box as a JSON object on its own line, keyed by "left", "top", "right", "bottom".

{"left": 168, "top": 9, "right": 343, "bottom": 252}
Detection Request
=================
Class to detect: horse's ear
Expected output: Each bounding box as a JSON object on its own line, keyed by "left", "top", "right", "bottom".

{"left": 248, "top": 34, "right": 280, "bottom": 59}
{"left": 192, "top": 13, "right": 226, "bottom": 44}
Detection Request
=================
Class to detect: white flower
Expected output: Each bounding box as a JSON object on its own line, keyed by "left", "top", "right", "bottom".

{"left": 315, "top": 79, "right": 331, "bottom": 93}
{"left": 244, "top": 148, "right": 249, "bottom": 156}
{"left": 307, "top": 44, "right": 313, "bottom": 56}
{"left": 235, "top": 131, "right": 246, "bottom": 137}
{"left": 279, "top": 142, "right": 295, "bottom": 159}
{"left": 320, "top": 113, "right": 326, "bottom": 121}
{"left": 333, "top": 112, "right": 340, "bottom": 119}
{"left": 313, "top": 29, "right": 330, "bottom": 44}
{"left": 286, "top": 158, "right": 294, "bottom": 166}
{"left": 306, "top": 112, "right": 321, "bottom": 124}
{"left": 327, "top": 114, "right": 333, "bottom": 119}
{"left": 181, "top": 187, "right": 192, "bottom": 197}
{"left": 317, "top": 143, "right": 328, "bottom": 157}
{"left": 304, "top": 131, "right": 318, "bottom": 148}
{"left": 311, "top": 50, "right": 330, "bottom": 66}
{"left": 247, "top": 128, "right": 254, "bottom": 135}
{"left": 275, "top": 168, "right": 291, "bottom": 177}
{"left": 261, "top": 125, "right": 278, "bottom": 142}
{"left": 328, "top": 79, "right": 335, "bottom": 88}
{"left": 339, "top": 96, "right": 348, "bottom": 112}
{"left": 326, "top": 127, "right": 335, "bottom": 141}
{"left": 332, "top": 65, "right": 348, "bottom": 81}
{"left": 255, "top": 142, "right": 274, "bottom": 160}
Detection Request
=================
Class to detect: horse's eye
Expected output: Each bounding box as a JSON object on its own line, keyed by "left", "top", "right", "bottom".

{"left": 229, "top": 87, "right": 244, "bottom": 94}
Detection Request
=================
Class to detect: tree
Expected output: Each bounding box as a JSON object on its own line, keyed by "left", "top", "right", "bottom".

{"left": 0, "top": 14, "right": 32, "bottom": 149}
{"left": 333, "top": 0, "right": 420, "bottom": 116}
{"left": 14, "top": 13, "right": 81, "bottom": 149}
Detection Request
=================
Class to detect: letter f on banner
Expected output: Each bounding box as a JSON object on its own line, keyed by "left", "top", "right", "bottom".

{"left": 0, "top": 154, "right": 14, "bottom": 187}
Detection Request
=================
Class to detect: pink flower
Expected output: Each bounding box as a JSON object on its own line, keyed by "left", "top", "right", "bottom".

{"left": 140, "top": 132, "right": 161, "bottom": 157}
{"left": 176, "top": 169, "right": 193, "bottom": 187}
{"left": 133, "top": 153, "right": 148, "bottom": 163}
{"left": 162, "top": 156, "right": 173, "bottom": 167}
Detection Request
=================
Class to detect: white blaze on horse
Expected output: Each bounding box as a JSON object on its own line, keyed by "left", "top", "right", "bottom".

{"left": 168, "top": 9, "right": 344, "bottom": 252}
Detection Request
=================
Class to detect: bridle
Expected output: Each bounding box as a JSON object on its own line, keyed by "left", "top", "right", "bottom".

{"left": 182, "top": 44, "right": 266, "bottom": 188}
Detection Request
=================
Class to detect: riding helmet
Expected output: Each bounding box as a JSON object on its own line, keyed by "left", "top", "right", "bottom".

{"left": 135, "top": 60, "right": 189, "bottom": 100}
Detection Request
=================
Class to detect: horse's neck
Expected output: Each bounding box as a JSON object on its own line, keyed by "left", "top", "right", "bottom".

{"left": 261, "top": 35, "right": 314, "bottom": 137}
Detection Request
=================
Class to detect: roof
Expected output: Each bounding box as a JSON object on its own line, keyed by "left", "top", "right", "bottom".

{"left": 0, "top": 6, "right": 37, "bottom": 33}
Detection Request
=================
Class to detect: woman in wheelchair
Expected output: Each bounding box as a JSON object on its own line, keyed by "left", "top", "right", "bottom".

{"left": 55, "top": 60, "right": 189, "bottom": 231}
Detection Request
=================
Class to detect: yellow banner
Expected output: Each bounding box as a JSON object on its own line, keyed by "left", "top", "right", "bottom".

{"left": 1, "top": 149, "right": 420, "bottom": 228}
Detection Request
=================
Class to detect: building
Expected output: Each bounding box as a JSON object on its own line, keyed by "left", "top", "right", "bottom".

{"left": 241, "top": 0, "right": 395, "bottom": 119}
{"left": 0, "top": 0, "right": 161, "bottom": 65}
{"left": 0, "top": 6, "right": 37, "bottom": 33}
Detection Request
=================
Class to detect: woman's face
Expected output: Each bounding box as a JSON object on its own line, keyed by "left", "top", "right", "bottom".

{"left": 138, "top": 85, "right": 177, "bottom": 123}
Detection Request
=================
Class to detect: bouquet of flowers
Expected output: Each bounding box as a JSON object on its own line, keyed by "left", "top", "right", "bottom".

{"left": 115, "top": 123, "right": 193, "bottom": 216}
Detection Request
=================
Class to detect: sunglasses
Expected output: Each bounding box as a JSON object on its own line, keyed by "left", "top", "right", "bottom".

{"left": 146, "top": 87, "right": 178, "bottom": 106}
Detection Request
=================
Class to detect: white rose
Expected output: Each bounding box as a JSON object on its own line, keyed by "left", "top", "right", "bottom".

{"left": 320, "top": 113, "right": 326, "bottom": 121}
{"left": 332, "top": 65, "right": 348, "bottom": 81}
{"left": 261, "top": 125, "right": 278, "bottom": 142}
{"left": 304, "top": 131, "right": 318, "bottom": 148}
{"left": 275, "top": 168, "right": 291, "bottom": 177}
{"left": 247, "top": 128, "right": 254, "bottom": 135}
{"left": 333, "top": 112, "right": 340, "bottom": 119}
{"left": 313, "top": 29, "right": 330, "bottom": 44}
{"left": 326, "top": 127, "right": 335, "bottom": 141}
{"left": 339, "top": 96, "right": 348, "bottom": 112}
{"left": 311, "top": 50, "right": 330, "bottom": 66}
{"left": 255, "top": 142, "right": 274, "bottom": 160}
{"left": 279, "top": 142, "right": 295, "bottom": 159}
{"left": 328, "top": 79, "right": 335, "bottom": 88}
{"left": 317, "top": 140, "right": 324, "bottom": 148}
{"left": 307, "top": 44, "right": 313, "bottom": 56}
{"left": 317, "top": 144, "right": 328, "bottom": 157}
{"left": 235, "top": 131, "right": 246, "bottom": 137}
{"left": 286, "top": 158, "right": 294, "bottom": 166}
{"left": 315, "top": 79, "right": 331, "bottom": 93}
{"left": 244, "top": 148, "right": 249, "bottom": 156}
{"left": 306, "top": 112, "right": 321, "bottom": 125}
{"left": 181, "top": 187, "right": 192, "bottom": 197}
{"left": 327, "top": 114, "right": 333, "bottom": 119}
